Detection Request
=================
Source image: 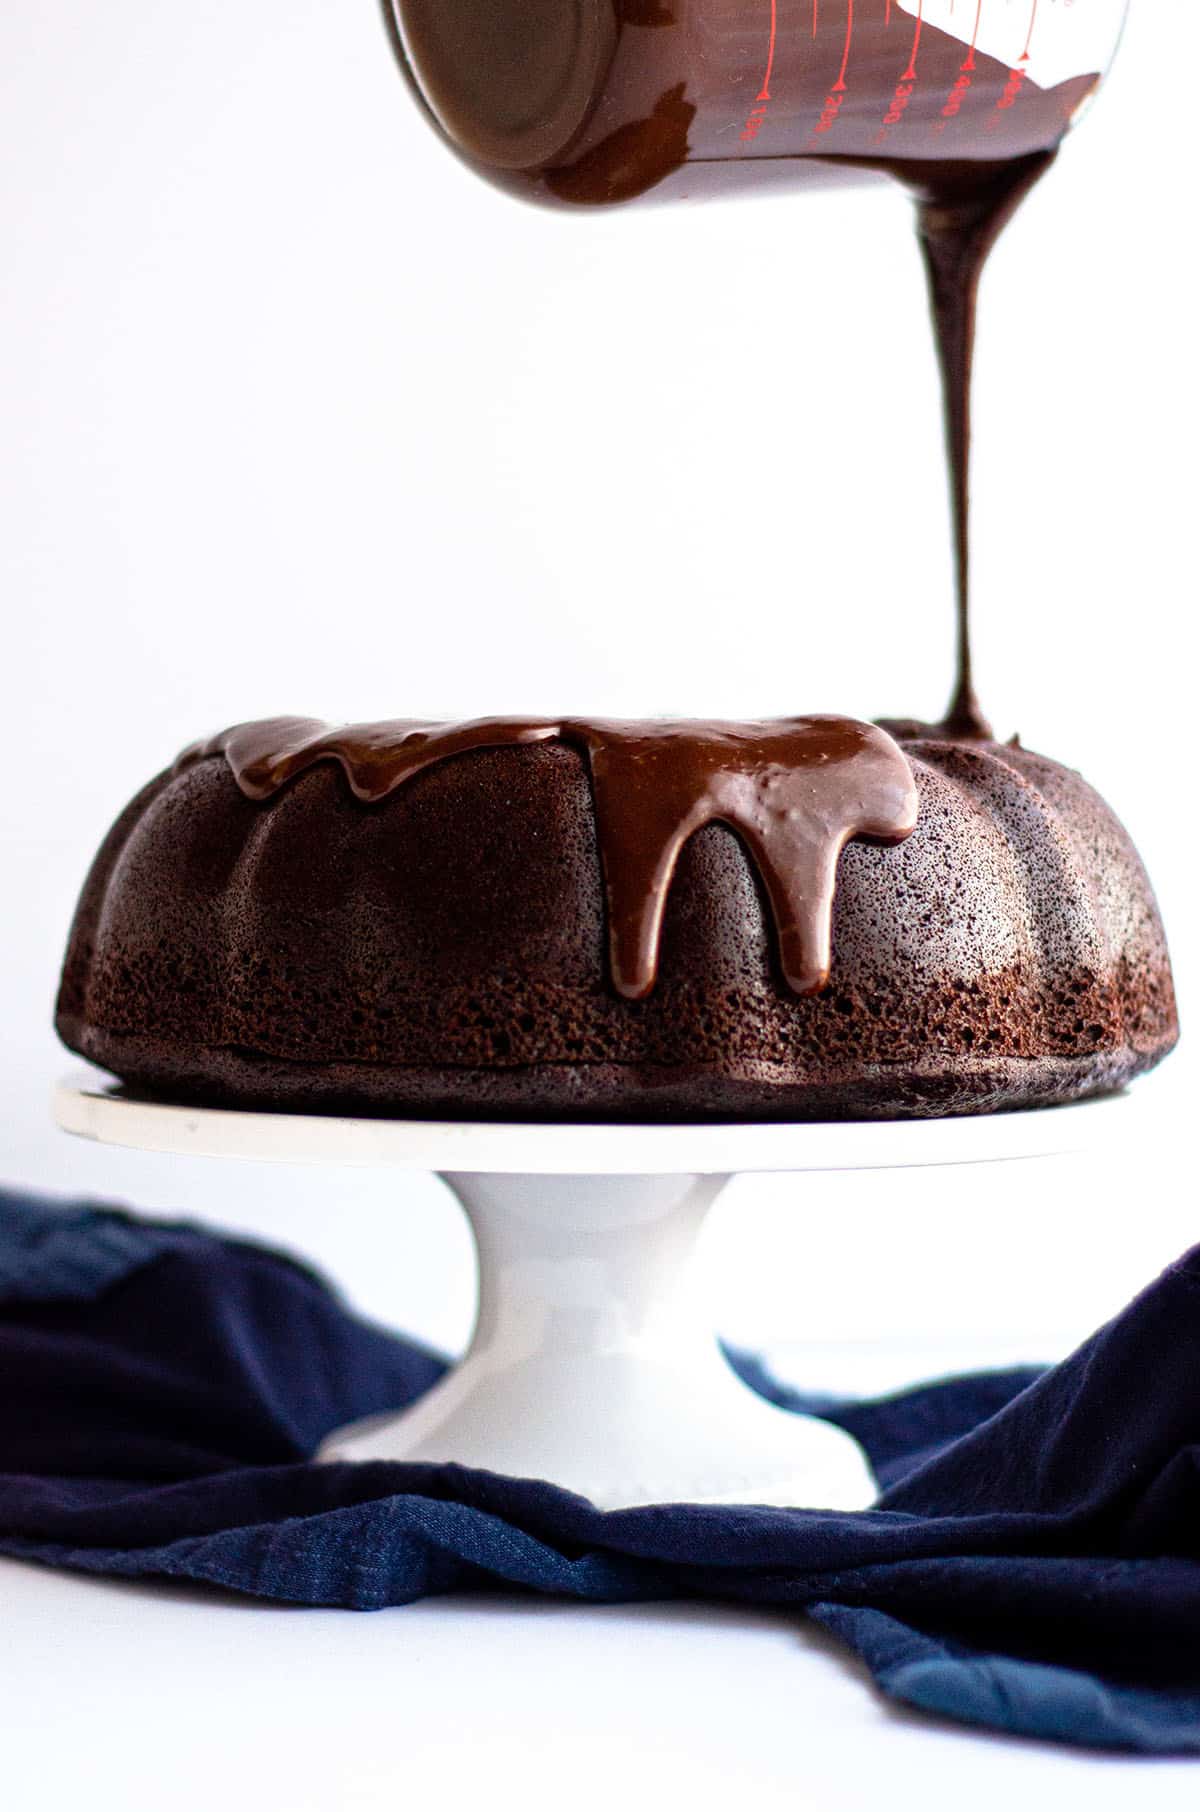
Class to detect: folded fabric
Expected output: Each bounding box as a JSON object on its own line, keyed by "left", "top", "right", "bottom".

{"left": 2, "top": 1184, "right": 1198, "bottom": 1755}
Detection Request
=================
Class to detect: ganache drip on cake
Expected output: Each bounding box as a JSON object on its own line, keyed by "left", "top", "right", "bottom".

{"left": 177, "top": 715, "right": 919, "bottom": 1001}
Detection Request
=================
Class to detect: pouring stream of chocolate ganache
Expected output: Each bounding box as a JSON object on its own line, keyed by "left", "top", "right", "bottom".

{"left": 179, "top": 716, "right": 918, "bottom": 1000}
{"left": 901, "top": 151, "right": 1058, "bottom": 739}
{"left": 383, "top": 0, "right": 1104, "bottom": 738}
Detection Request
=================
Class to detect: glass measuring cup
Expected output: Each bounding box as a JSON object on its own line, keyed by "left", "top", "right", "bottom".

{"left": 383, "top": 0, "right": 1130, "bottom": 208}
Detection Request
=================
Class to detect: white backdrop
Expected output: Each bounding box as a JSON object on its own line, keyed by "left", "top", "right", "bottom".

{"left": 1, "top": 1, "right": 1194, "bottom": 1369}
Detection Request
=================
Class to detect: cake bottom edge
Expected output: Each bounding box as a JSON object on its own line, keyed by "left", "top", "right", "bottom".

{"left": 57, "top": 1021, "right": 1174, "bottom": 1124}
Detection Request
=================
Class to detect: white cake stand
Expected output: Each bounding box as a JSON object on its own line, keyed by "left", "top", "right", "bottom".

{"left": 54, "top": 1072, "right": 1126, "bottom": 1512}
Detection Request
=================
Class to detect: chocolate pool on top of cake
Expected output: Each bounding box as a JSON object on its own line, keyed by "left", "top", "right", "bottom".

{"left": 56, "top": 713, "right": 1178, "bottom": 1121}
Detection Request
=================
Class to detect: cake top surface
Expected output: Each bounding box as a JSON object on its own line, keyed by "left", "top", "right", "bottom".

{"left": 178, "top": 715, "right": 918, "bottom": 1001}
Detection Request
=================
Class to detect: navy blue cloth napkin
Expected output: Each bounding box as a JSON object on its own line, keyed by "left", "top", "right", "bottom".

{"left": 3, "top": 1184, "right": 1199, "bottom": 1755}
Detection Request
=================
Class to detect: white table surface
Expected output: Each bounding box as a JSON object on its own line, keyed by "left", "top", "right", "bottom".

{"left": 3, "top": 1552, "right": 1196, "bottom": 1811}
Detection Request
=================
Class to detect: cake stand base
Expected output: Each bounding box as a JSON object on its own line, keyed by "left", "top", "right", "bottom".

{"left": 319, "top": 1170, "right": 875, "bottom": 1509}
{"left": 55, "top": 1074, "right": 1126, "bottom": 1511}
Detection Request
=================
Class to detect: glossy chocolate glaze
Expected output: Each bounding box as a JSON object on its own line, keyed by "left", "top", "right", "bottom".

{"left": 382, "top": 1, "right": 1106, "bottom": 735}
{"left": 178, "top": 715, "right": 918, "bottom": 999}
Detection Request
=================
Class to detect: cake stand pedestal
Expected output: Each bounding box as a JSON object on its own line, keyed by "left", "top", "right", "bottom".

{"left": 54, "top": 1074, "right": 1122, "bottom": 1512}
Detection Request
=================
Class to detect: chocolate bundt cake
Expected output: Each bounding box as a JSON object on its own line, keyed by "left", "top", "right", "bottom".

{"left": 56, "top": 714, "right": 1178, "bottom": 1120}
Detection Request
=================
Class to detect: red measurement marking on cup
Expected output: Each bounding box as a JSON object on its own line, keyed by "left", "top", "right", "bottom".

{"left": 807, "top": 0, "right": 856, "bottom": 143}
{"left": 1021, "top": 0, "right": 1038, "bottom": 62}
{"left": 740, "top": 0, "right": 778, "bottom": 139}
{"left": 901, "top": 0, "right": 924, "bottom": 82}
{"left": 932, "top": 0, "right": 983, "bottom": 133}
{"left": 961, "top": 0, "right": 983, "bottom": 71}
{"left": 872, "top": 0, "right": 923, "bottom": 144}
{"left": 988, "top": 0, "right": 1035, "bottom": 138}
{"left": 835, "top": 0, "right": 855, "bottom": 90}
{"left": 934, "top": 68, "right": 972, "bottom": 129}
{"left": 986, "top": 60, "right": 1029, "bottom": 125}
{"left": 761, "top": 0, "right": 778, "bottom": 97}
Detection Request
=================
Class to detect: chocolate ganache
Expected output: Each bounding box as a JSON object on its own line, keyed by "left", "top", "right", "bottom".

{"left": 178, "top": 715, "right": 919, "bottom": 1000}
{"left": 381, "top": 1, "right": 1119, "bottom": 737}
